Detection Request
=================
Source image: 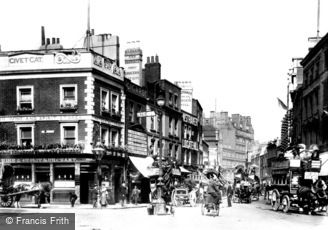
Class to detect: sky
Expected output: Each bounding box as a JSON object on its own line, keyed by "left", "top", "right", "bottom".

{"left": 0, "top": 0, "right": 327, "bottom": 143}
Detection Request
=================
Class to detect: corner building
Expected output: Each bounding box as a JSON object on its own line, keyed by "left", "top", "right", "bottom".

{"left": 0, "top": 46, "right": 127, "bottom": 204}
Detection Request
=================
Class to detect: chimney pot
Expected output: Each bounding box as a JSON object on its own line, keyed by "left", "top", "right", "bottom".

{"left": 147, "top": 57, "right": 150, "bottom": 63}
{"left": 155, "top": 55, "right": 159, "bottom": 63}
{"left": 52, "top": 37, "right": 56, "bottom": 44}
{"left": 46, "top": 38, "right": 50, "bottom": 45}
{"left": 41, "top": 26, "right": 45, "bottom": 46}
{"left": 57, "top": 38, "right": 60, "bottom": 44}
{"left": 151, "top": 56, "right": 154, "bottom": 63}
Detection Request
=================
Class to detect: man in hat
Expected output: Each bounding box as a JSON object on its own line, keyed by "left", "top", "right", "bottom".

{"left": 91, "top": 184, "right": 99, "bottom": 208}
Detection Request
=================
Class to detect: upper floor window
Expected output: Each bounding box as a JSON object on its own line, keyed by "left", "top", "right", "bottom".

{"left": 175, "top": 119, "right": 178, "bottom": 136}
{"left": 101, "top": 89, "right": 109, "bottom": 112}
{"left": 60, "top": 123, "right": 77, "bottom": 146}
{"left": 60, "top": 84, "right": 77, "bottom": 108}
{"left": 111, "top": 93, "right": 119, "bottom": 113}
{"left": 150, "top": 116, "right": 155, "bottom": 130}
{"left": 17, "top": 124, "right": 34, "bottom": 147}
{"left": 169, "top": 117, "right": 173, "bottom": 135}
{"left": 129, "top": 102, "right": 135, "bottom": 123}
{"left": 137, "top": 104, "right": 142, "bottom": 124}
{"left": 169, "top": 92, "right": 173, "bottom": 105}
{"left": 17, "top": 86, "right": 34, "bottom": 110}
{"left": 101, "top": 127, "right": 109, "bottom": 145}
{"left": 174, "top": 94, "right": 178, "bottom": 107}
{"left": 111, "top": 129, "right": 119, "bottom": 146}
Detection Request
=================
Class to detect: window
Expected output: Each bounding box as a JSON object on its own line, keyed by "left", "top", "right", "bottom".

{"left": 60, "top": 123, "right": 77, "bottom": 145}
{"left": 111, "top": 129, "right": 119, "bottom": 146}
{"left": 101, "top": 89, "right": 109, "bottom": 112}
{"left": 169, "top": 92, "right": 173, "bottom": 105}
{"left": 157, "top": 115, "right": 161, "bottom": 132}
{"left": 111, "top": 93, "right": 119, "bottom": 113}
{"left": 60, "top": 84, "right": 77, "bottom": 108}
{"left": 175, "top": 120, "right": 178, "bottom": 136}
{"left": 150, "top": 116, "right": 155, "bottom": 130}
{"left": 101, "top": 127, "right": 109, "bottom": 145}
{"left": 129, "top": 102, "right": 134, "bottom": 122}
{"left": 17, "top": 124, "right": 34, "bottom": 146}
{"left": 174, "top": 94, "right": 178, "bottom": 107}
{"left": 17, "top": 86, "right": 34, "bottom": 110}
{"left": 137, "top": 104, "right": 142, "bottom": 124}
{"left": 169, "top": 117, "right": 172, "bottom": 135}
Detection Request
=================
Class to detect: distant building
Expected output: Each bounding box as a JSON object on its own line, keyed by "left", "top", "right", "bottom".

{"left": 124, "top": 41, "right": 143, "bottom": 86}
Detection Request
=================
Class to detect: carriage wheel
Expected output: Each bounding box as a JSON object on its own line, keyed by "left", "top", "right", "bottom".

{"left": 1, "top": 195, "right": 13, "bottom": 207}
{"left": 271, "top": 190, "right": 280, "bottom": 211}
{"left": 281, "top": 195, "right": 290, "bottom": 213}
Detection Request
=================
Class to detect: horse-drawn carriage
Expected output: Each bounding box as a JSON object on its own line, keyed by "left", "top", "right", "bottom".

{"left": 233, "top": 166, "right": 258, "bottom": 203}
{"left": 269, "top": 144, "right": 328, "bottom": 214}
{"left": 0, "top": 164, "right": 52, "bottom": 208}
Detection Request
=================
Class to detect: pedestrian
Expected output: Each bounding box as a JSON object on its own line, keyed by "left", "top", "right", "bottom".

{"left": 69, "top": 192, "right": 78, "bottom": 207}
{"left": 120, "top": 182, "right": 128, "bottom": 207}
{"left": 131, "top": 185, "right": 140, "bottom": 205}
{"left": 227, "top": 181, "right": 233, "bottom": 207}
{"left": 100, "top": 186, "right": 108, "bottom": 207}
{"left": 91, "top": 184, "right": 99, "bottom": 208}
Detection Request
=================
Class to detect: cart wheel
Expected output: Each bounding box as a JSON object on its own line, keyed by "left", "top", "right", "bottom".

{"left": 281, "top": 195, "right": 290, "bottom": 213}
{"left": 1, "top": 195, "right": 13, "bottom": 207}
{"left": 271, "top": 189, "right": 280, "bottom": 211}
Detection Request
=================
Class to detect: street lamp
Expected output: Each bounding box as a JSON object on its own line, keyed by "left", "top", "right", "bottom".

{"left": 154, "top": 93, "right": 167, "bottom": 215}
{"left": 92, "top": 141, "right": 105, "bottom": 208}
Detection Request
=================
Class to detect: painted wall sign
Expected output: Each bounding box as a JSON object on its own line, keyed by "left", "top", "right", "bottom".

{"left": 8, "top": 55, "right": 43, "bottom": 65}
{"left": 127, "top": 130, "right": 147, "bottom": 156}
{"left": 3, "top": 158, "right": 92, "bottom": 163}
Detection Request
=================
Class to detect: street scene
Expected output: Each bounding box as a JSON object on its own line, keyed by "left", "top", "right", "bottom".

{"left": 1, "top": 0, "right": 328, "bottom": 230}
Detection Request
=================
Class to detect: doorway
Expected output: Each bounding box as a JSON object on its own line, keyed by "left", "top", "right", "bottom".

{"left": 80, "top": 172, "right": 95, "bottom": 204}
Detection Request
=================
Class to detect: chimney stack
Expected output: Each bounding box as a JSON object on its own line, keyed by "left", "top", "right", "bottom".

{"left": 41, "top": 26, "right": 45, "bottom": 46}
{"left": 145, "top": 55, "right": 161, "bottom": 84}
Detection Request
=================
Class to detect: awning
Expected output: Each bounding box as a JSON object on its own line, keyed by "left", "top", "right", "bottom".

{"left": 129, "top": 156, "right": 154, "bottom": 178}
{"left": 180, "top": 166, "right": 191, "bottom": 174}
{"left": 320, "top": 152, "right": 328, "bottom": 176}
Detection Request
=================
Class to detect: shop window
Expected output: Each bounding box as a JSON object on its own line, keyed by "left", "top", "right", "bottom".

{"left": 54, "top": 165, "right": 75, "bottom": 180}
{"left": 60, "top": 84, "right": 77, "bottom": 109}
{"left": 61, "top": 123, "right": 77, "bottom": 146}
{"left": 17, "top": 86, "right": 34, "bottom": 111}
{"left": 13, "top": 164, "right": 32, "bottom": 181}
{"left": 17, "top": 124, "right": 34, "bottom": 147}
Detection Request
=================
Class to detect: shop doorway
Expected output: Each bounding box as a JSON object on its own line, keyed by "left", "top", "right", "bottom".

{"left": 80, "top": 173, "right": 95, "bottom": 204}
{"left": 114, "top": 168, "right": 123, "bottom": 203}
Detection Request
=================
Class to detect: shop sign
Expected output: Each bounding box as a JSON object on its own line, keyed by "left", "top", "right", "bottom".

{"left": 8, "top": 54, "right": 43, "bottom": 65}
{"left": 172, "top": 168, "right": 181, "bottom": 176}
{"left": 183, "top": 114, "right": 198, "bottom": 126}
{"left": 54, "top": 181, "right": 75, "bottom": 188}
{"left": 3, "top": 158, "right": 92, "bottom": 163}
{"left": 182, "top": 139, "right": 198, "bottom": 150}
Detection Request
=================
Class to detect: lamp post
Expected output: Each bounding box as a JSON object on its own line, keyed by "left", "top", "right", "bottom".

{"left": 92, "top": 141, "right": 105, "bottom": 208}
{"left": 154, "top": 93, "right": 166, "bottom": 215}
